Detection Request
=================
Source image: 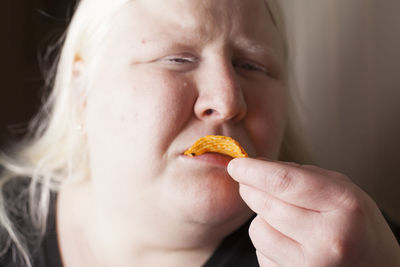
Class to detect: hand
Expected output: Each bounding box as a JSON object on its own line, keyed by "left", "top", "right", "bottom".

{"left": 227, "top": 158, "right": 400, "bottom": 267}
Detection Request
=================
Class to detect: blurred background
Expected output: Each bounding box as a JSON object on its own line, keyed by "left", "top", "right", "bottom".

{"left": 0, "top": 0, "right": 74, "bottom": 145}
{"left": 281, "top": 0, "right": 400, "bottom": 221}
{"left": 1, "top": 1, "right": 399, "bottom": 221}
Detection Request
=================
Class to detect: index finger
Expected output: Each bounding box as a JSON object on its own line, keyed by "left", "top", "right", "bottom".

{"left": 227, "top": 157, "right": 352, "bottom": 211}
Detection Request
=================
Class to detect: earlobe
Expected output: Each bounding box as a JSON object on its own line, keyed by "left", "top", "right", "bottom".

{"left": 73, "top": 54, "right": 84, "bottom": 77}
{"left": 72, "top": 53, "right": 88, "bottom": 114}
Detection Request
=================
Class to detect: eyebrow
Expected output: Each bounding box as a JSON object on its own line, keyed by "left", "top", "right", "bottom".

{"left": 234, "top": 37, "right": 280, "bottom": 57}
{"left": 233, "top": 37, "right": 285, "bottom": 70}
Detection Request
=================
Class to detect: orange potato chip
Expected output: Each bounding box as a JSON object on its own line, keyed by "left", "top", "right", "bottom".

{"left": 184, "top": 135, "right": 248, "bottom": 158}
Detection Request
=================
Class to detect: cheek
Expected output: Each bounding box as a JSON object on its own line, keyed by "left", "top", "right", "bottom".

{"left": 84, "top": 72, "right": 195, "bottom": 177}
{"left": 124, "top": 73, "right": 195, "bottom": 154}
{"left": 245, "top": 83, "right": 287, "bottom": 158}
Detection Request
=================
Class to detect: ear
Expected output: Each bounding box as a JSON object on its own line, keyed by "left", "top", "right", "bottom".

{"left": 73, "top": 54, "right": 84, "bottom": 78}
{"left": 72, "top": 53, "right": 88, "bottom": 111}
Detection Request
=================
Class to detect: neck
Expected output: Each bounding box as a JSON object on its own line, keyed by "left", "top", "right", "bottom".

{"left": 56, "top": 183, "right": 233, "bottom": 267}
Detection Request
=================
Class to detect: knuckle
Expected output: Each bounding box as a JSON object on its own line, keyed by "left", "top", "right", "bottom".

{"left": 270, "top": 167, "right": 292, "bottom": 194}
{"left": 336, "top": 186, "right": 366, "bottom": 215}
{"left": 327, "top": 235, "right": 352, "bottom": 263}
{"left": 320, "top": 223, "right": 359, "bottom": 264}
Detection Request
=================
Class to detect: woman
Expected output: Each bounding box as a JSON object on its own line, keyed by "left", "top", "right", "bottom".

{"left": 1, "top": 0, "right": 399, "bottom": 266}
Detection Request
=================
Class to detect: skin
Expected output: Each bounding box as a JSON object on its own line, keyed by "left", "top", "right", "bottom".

{"left": 57, "top": 0, "right": 400, "bottom": 266}
{"left": 58, "top": 0, "right": 287, "bottom": 266}
{"left": 228, "top": 159, "right": 400, "bottom": 266}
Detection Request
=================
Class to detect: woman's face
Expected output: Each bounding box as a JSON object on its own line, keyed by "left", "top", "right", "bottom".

{"left": 84, "top": 0, "right": 286, "bottom": 236}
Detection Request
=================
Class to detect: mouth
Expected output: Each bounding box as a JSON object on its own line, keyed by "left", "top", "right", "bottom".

{"left": 182, "top": 152, "right": 233, "bottom": 167}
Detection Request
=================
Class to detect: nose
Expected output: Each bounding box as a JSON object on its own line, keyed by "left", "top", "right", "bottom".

{"left": 194, "top": 58, "right": 247, "bottom": 124}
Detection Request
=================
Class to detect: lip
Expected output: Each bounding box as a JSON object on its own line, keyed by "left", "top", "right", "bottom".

{"left": 182, "top": 152, "right": 233, "bottom": 167}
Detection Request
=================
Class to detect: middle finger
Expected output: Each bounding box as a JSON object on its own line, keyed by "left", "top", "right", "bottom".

{"left": 240, "top": 184, "right": 321, "bottom": 244}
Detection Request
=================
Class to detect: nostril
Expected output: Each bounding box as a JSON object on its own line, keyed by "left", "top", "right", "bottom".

{"left": 204, "top": 109, "right": 214, "bottom": 115}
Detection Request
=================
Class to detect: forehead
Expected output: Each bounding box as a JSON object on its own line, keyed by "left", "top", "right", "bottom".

{"left": 105, "top": 0, "right": 283, "bottom": 59}
{"left": 132, "top": 0, "right": 272, "bottom": 30}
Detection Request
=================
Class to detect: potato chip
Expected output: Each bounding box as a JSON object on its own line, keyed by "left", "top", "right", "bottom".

{"left": 184, "top": 135, "right": 248, "bottom": 158}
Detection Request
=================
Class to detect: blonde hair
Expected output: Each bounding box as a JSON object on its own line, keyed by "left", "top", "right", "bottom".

{"left": 0, "top": 0, "right": 289, "bottom": 266}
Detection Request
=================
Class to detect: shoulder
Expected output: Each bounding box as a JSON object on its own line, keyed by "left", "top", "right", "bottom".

{"left": 0, "top": 248, "right": 16, "bottom": 267}
{"left": 0, "top": 226, "right": 12, "bottom": 265}
{"left": 0, "top": 177, "right": 47, "bottom": 266}
{"left": 0, "top": 243, "right": 25, "bottom": 267}
{"left": 0, "top": 177, "right": 30, "bottom": 265}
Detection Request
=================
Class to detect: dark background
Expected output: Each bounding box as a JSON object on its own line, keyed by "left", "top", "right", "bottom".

{"left": 0, "top": 0, "right": 75, "bottom": 148}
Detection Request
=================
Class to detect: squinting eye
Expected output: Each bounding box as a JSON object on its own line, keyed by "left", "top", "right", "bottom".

{"left": 233, "top": 61, "right": 267, "bottom": 74}
{"left": 158, "top": 54, "right": 198, "bottom": 72}
{"left": 163, "top": 56, "right": 196, "bottom": 64}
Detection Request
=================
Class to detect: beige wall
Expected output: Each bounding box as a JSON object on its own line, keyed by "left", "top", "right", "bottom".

{"left": 281, "top": 0, "right": 400, "bottom": 221}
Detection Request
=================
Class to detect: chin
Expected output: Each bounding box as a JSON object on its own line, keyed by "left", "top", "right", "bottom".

{"left": 167, "top": 167, "right": 254, "bottom": 228}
